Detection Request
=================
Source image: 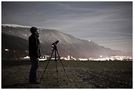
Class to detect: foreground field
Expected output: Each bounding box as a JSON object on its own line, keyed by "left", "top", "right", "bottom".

{"left": 2, "top": 60, "right": 132, "bottom": 88}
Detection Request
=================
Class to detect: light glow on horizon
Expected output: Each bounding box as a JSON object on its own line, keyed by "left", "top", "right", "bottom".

{"left": 22, "top": 55, "right": 132, "bottom": 61}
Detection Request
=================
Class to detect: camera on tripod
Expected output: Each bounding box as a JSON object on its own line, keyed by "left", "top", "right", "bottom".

{"left": 52, "top": 40, "right": 59, "bottom": 46}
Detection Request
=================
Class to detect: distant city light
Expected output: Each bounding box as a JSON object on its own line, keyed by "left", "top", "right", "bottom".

{"left": 22, "top": 54, "right": 132, "bottom": 61}
{"left": 100, "top": 55, "right": 103, "bottom": 58}
{"left": 78, "top": 58, "right": 88, "bottom": 61}
{"left": 39, "top": 58, "right": 47, "bottom": 61}
{"left": 5, "top": 49, "right": 9, "bottom": 52}
{"left": 23, "top": 56, "right": 30, "bottom": 59}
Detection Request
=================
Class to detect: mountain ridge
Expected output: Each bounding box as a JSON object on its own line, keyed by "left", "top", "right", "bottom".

{"left": 2, "top": 24, "right": 127, "bottom": 59}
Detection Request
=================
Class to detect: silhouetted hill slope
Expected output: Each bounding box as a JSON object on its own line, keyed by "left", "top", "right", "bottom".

{"left": 2, "top": 33, "right": 28, "bottom": 59}
{"left": 2, "top": 33, "right": 28, "bottom": 50}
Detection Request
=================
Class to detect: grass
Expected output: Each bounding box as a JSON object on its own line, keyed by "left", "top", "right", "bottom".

{"left": 2, "top": 60, "right": 132, "bottom": 88}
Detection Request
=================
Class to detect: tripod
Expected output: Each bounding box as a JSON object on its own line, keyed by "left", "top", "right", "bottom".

{"left": 40, "top": 42, "right": 70, "bottom": 86}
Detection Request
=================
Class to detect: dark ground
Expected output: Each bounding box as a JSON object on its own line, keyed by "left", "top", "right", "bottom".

{"left": 2, "top": 60, "right": 132, "bottom": 88}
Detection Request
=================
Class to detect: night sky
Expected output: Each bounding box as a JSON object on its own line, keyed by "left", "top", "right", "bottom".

{"left": 2, "top": 2, "right": 132, "bottom": 53}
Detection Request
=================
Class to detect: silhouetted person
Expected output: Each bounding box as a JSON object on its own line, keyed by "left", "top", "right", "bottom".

{"left": 29, "top": 27, "right": 41, "bottom": 84}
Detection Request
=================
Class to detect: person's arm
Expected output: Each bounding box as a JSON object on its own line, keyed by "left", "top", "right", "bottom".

{"left": 34, "top": 37, "right": 39, "bottom": 58}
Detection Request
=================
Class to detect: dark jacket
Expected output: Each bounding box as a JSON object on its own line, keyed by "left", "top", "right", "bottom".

{"left": 29, "top": 34, "right": 41, "bottom": 58}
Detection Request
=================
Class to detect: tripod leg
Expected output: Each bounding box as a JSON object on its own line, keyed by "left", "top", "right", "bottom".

{"left": 56, "top": 50, "right": 70, "bottom": 82}
{"left": 55, "top": 50, "right": 59, "bottom": 86}
{"left": 40, "top": 48, "right": 54, "bottom": 80}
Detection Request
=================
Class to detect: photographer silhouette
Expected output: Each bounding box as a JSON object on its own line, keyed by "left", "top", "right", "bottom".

{"left": 29, "top": 27, "right": 41, "bottom": 84}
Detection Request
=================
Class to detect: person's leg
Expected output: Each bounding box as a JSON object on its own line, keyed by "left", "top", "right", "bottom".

{"left": 29, "top": 57, "right": 35, "bottom": 82}
{"left": 34, "top": 59, "right": 38, "bottom": 82}
{"left": 29, "top": 57, "right": 38, "bottom": 83}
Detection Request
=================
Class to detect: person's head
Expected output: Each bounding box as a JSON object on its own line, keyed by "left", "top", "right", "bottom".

{"left": 30, "top": 27, "right": 39, "bottom": 37}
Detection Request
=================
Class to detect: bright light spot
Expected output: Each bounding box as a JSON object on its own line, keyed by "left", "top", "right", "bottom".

{"left": 78, "top": 58, "right": 88, "bottom": 61}
{"left": 5, "top": 49, "right": 9, "bottom": 52}
{"left": 100, "top": 55, "right": 103, "bottom": 58}
{"left": 39, "top": 58, "right": 47, "bottom": 61}
{"left": 23, "top": 56, "right": 30, "bottom": 59}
